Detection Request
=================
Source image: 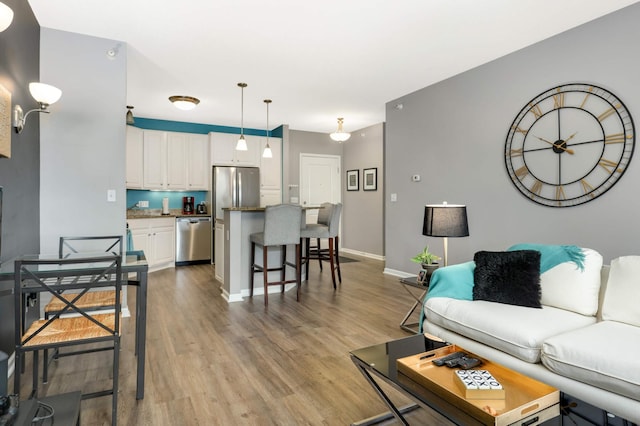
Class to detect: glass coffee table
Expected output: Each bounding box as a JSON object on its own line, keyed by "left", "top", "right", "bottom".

{"left": 350, "top": 334, "right": 559, "bottom": 426}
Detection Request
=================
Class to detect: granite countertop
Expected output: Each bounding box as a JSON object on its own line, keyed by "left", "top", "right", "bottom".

{"left": 222, "top": 207, "right": 266, "bottom": 212}
{"left": 127, "top": 208, "right": 211, "bottom": 219}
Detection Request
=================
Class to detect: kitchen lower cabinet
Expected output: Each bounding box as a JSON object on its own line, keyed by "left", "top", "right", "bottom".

{"left": 128, "top": 218, "right": 175, "bottom": 271}
{"left": 214, "top": 221, "right": 225, "bottom": 283}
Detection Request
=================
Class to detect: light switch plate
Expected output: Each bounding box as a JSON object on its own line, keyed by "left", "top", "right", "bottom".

{"left": 107, "top": 189, "right": 116, "bottom": 202}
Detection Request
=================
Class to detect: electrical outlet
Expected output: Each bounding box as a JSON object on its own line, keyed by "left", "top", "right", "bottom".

{"left": 391, "top": 193, "right": 397, "bottom": 202}
{"left": 138, "top": 200, "right": 149, "bottom": 208}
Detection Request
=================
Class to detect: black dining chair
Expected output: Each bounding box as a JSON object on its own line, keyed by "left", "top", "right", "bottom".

{"left": 14, "top": 254, "right": 123, "bottom": 426}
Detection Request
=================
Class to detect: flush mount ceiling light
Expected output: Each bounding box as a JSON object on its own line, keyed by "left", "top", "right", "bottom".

{"left": 169, "top": 95, "right": 200, "bottom": 111}
{"left": 263, "top": 99, "right": 273, "bottom": 158}
{"left": 330, "top": 117, "right": 351, "bottom": 142}
{"left": 0, "top": 2, "right": 13, "bottom": 32}
{"left": 236, "top": 82, "right": 248, "bottom": 151}
{"left": 126, "top": 105, "right": 135, "bottom": 125}
{"left": 13, "top": 83, "right": 62, "bottom": 134}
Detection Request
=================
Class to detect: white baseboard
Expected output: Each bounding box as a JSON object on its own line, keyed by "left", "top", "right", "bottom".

{"left": 383, "top": 267, "right": 415, "bottom": 278}
{"left": 340, "top": 248, "right": 385, "bottom": 261}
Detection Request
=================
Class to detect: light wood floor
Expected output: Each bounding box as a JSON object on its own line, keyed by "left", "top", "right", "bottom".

{"left": 15, "top": 255, "right": 453, "bottom": 425}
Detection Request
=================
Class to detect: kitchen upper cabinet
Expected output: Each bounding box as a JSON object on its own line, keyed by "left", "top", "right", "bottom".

{"left": 126, "top": 126, "right": 144, "bottom": 189}
{"left": 260, "top": 137, "right": 282, "bottom": 191}
{"left": 186, "top": 133, "right": 210, "bottom": 190}
{"left": 210, "top": 132, "right": 259, "bottom": 167}
{"left": 166, "top": 132, "right": 187, "bottom": 190}
{"left": 128, "top": 218, "right": 175, "bottom": 271}
{"left": 134, "top": 130, "right": 209, "bottom": 191}
{"left": 142, "top": 130, "right": 167, "bottom": 190}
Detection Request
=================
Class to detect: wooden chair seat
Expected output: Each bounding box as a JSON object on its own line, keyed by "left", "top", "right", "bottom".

{"left": 23, "top": 313, "right": 116, "bottom": 347}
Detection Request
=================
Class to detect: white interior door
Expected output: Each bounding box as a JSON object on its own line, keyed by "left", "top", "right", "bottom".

{"left": 300, "top": 154, "right": 341, "bottom": 225}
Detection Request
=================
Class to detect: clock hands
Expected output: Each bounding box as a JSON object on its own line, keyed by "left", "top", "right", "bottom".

{"left": 534, "top": 135, "right": 575, "bottom": 155}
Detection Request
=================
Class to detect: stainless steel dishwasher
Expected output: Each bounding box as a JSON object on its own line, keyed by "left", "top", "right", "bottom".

{"left": 175, "top": 217, "right": 212, "bottom": 266}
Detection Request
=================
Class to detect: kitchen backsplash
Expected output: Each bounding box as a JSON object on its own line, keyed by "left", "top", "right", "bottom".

{"left": 127, "top": 189, "right": 207, "bottom": 210}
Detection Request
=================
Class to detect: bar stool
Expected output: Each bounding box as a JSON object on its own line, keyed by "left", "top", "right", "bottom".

{"left": 250, "top": 204, "right": 303, "bottom": 306}
{"left": 301, "top": 202, "right": 342, "bottom": 288}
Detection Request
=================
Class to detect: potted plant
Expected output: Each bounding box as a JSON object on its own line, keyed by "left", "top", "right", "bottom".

{"left": 411, "top": 246, "right": 441, "bottom": 282}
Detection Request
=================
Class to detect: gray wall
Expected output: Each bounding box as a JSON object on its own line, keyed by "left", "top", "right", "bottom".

{"left": 39, "top": 29, "right": 127, "bottom": 253}
{"left": 288, "top": 127, "right": 385, "bottom": 257}
{"left": 385, "top": 3, "right": 640, "bottom": 275}
{"left": 0, "top": 0, "right": 41, "bottom": 356}
{"left": 342, "top": 123, "right": 384, "bottom": 257}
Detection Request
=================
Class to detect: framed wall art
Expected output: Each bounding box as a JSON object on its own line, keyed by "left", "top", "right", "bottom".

{"left": 347, "top": 169, "right": 359, "bottom": 191}
{"left": 363, "top": 167, "right": 377, "bottom": 191}
{"left": 0, "top": 84, "right": 11, "bottom": 158}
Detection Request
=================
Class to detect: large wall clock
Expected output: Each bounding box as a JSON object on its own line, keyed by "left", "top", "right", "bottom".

{"left": 505, "top": 83, "right": 635, "bottom": 207}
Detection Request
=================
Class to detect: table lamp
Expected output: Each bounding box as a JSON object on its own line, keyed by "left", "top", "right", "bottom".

{"left": 423, "top": 202, "right": 469, "bottom": 266}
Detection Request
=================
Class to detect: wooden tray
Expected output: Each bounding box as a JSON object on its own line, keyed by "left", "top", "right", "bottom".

{"left": 397, "top": 345, "right": 559, "bottom": 426}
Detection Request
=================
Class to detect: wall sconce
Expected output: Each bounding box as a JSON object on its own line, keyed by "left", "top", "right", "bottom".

{"left": 13, "top": 83, "right": 62, "bottom": 134}
{"left": 0, "top": 2, "right": 14, "bottom": 32}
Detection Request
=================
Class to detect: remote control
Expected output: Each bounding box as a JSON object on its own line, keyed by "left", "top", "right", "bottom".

{"left": 433, "top": 351, "right": 467, "bottom": 367}
{"left": 456, "top": 357, "right": 482, "bottom": 370}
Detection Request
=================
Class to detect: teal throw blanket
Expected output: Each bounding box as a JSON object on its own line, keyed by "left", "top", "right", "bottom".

{"left": 418, "top": 244, "right": 585, "bottom": 332}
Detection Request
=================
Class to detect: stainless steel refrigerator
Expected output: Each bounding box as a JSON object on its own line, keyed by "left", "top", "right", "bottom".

{"left": 212, "top": 166, "right": 260, "bottom": 257}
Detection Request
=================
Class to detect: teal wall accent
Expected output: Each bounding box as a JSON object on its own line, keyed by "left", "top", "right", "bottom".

{"left": 127, "top": 190, "right": 208, "bottom": 210}
{"left": 132, "top": 117, "right": 284, "bottom": 137}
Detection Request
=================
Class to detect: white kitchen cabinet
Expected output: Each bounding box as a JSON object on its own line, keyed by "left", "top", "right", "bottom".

{"left": 126, "top": 126, "right": 144, "bottom": 189}
{"left": 214, "top": 220, "right": 225, "bottom": 283}
{"left": 186, "top": 133, "right": 210, "bottom": 190}
{"left": 260, "top": 190, "right": 282, "bottom": 207}
{"left": 128, "top": 218, "right": 175, "bottom": 271}
{"left": 166, "top": 132, "right": 187, "bottom": 190}
{"left": 210, "top": 132, "right": 259, "bottom": 167}
{"left": 142, "top": 130, "right": 167, "bottom": 190}
{"left": 260, "top": 137, "right": 282, "bottom": 191}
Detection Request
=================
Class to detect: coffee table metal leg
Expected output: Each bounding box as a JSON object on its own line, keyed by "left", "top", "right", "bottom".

{"left": 351, "top": 355, "right": 416, "bottom": 426}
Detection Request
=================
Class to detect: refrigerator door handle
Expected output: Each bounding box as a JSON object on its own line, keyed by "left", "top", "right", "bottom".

{"left": 237, "top": 171, "right": 243, "bottom": 206}
{"left": 231, "top": 169, "right": 238, "bottom": 207}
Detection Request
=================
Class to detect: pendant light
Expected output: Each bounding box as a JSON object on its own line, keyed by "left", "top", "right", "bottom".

{"left": 126, "top": 105, "right": 135, "bottom": 125}
{"left": 330, "top": 117, "right": 351, "bottom": 142}
{"left": 262, "top": 99, "right": 273, "bottom": 158}
{"left": 236, "top": 83, "right": 248, "bottom": 151}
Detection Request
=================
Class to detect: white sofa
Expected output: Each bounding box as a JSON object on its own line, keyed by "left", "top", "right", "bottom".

{"left": 422, "top": 248, "right": 640, "bottom": 424}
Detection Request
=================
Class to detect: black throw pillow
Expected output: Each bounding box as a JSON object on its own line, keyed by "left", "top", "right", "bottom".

{"left": 473, "top": 250, "right": 542, "bottom": 308}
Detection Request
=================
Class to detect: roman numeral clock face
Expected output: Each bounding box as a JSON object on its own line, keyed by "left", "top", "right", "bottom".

{"left": 505, "top": 83, "right": 635, "bottom": 207}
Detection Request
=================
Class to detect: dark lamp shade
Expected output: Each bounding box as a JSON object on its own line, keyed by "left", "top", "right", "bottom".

{"left": 423, "top": 205, "right": 469, "bottom": 237}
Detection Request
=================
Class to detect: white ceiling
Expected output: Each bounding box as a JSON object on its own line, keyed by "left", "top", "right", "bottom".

{"left": 28, "top": 0, "right": 639, "bottom": 134}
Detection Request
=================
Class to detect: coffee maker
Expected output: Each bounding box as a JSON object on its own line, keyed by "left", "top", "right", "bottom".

{"left": 182, "top": 196, "right": 195, "bottom": 215}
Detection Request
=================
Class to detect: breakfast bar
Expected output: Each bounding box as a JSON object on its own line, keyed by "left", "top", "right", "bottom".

{"left": 222, "top": 207, "right": 302, "bottom": 302}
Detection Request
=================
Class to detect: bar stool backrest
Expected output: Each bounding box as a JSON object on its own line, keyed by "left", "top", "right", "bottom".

{"left": 263, "top": 204, "right": 302, "bottom": 246}
{"left": 317, "top": 202, "right": 334, "bottom": 226}
{"left": 328, "top": 203, "right": 343, "bottom": 237}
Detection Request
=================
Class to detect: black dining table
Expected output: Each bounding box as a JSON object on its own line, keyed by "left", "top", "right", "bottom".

{"left": 0, "top": 250, "right": 149, "bottom": 400}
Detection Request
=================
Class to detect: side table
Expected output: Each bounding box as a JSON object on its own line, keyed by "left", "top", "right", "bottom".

{"left": 14, "top": 391, "right": 81, "bottom": 426}
{"left": 399, "top": 276, "right": 430, "bottom": 334}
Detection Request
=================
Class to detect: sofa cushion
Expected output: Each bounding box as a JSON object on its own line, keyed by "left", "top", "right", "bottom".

{"left": 425, "top": 297, "right": 596, "bottom": 363}
{"left": 473, "top": 250, "right": 541, "bottom": 308}
{"left": 539, "top": 248, "right": 603, "bottom": 316}
{"left": 601, "top": 256, "right": 640, "bottom": 327}
{"left": 542, "top": 321, "right": 640, "bottom": 401}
